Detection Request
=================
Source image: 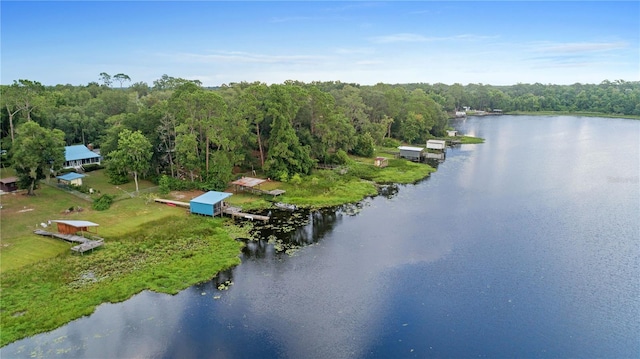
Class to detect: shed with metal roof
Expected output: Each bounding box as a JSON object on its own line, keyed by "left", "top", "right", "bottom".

{"left": 427, "top": 140, "right": 447, "bottom": 150}
{"left": 57, "top": 172, "right": 86, "bottom": 186}
{"left": 398, "top": 146, "right": 424, "bottom": 161}
{"left": 51, "top": 220, "right": 99, "bottom": 235}
{"left": 190, "top": 191, "right": 232, "bottom": 217}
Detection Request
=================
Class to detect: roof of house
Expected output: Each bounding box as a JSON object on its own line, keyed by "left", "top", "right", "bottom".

{"left": 398, "top": 146, "right": 424, "bottom": 151}
{"left": 65, "top": 145, "right": 101, "bottom": 162}
{"left": 231, "top": 177, "right": 266, "bottom": 187}
{"left": 0, "top": 177, "right": 18, "bottom": 184}
{"left": 57, "top": 172, "right": 86, "bottom": 181}
{"left": 190, "top": 191, "right": 232, "bottom": 205}
{"left": 427, "top": 140, "right": 447, "bottom": 144}
{"left": 52, "top": 220, "right": 99, "bottom": 227}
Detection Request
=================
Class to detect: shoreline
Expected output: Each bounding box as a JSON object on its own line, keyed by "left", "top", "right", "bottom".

{"left": 459, "top": 111, "right": 640, "bottom": 120}
{"left": 0, "top": 139, "right": 483, "bottom": 347}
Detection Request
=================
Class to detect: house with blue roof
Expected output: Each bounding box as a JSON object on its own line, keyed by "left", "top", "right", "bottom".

{"left": 190, "top": 191, "right": 232, "bottom": 217}
{"left": 64, "top": 145, "right": 101, "bottom": 169}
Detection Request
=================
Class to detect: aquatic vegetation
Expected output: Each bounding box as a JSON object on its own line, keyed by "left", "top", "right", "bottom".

{"left": 0, "top": 215, "right": 244, "bottom": 347}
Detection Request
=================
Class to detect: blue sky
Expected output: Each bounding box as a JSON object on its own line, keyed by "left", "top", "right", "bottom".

{"left": 1, "top": 1, "right": 638, "bottom": 86}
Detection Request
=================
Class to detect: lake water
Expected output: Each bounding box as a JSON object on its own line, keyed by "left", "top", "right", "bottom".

{"left": 3, "top": 115, "right": 639, "bottom": 358}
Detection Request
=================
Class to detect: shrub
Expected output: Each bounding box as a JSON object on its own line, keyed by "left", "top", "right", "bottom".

{"left": 278, "top": 171, "right": 289, "bottom": 183}
{"left": 382, "top": 137, "right": 401, "bottom": 148}
{"left": 332, "top": 149, "right": 350, "bottom": 165}
{"left": 352, "top": 133, "right": 375, "bottom": 157}
{"left": 290, "top": 173, "right": 302, "bottom": 186}
{"left": 158, "top": 175, "right": 170, "bottom": 195}
{"left": 82, "top": 164, "right": 104, "bottom": 172}
{"left": 92, "top": 194, "right": 115, "bottom": 211}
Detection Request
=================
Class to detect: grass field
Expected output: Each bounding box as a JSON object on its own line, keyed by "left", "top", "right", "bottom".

{"left": 0, "top": 171, "right": 160, "bottom": 273}
{"left": 0, "top": 155, "right": 440, "bottom": 346}
{"left": 0, "top": 169, "right": 249, "bottom": 346}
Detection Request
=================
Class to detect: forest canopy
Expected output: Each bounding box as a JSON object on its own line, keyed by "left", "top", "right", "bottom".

{"left": 2, "top": 76, "right": 638, "bottom": 190}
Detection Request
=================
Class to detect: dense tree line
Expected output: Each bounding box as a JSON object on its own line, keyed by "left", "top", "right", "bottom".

{"left": 1, "top": 76, "right": 638, "bottom": 191}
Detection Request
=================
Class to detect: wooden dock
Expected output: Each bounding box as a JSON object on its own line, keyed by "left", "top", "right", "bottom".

{"left": 71, "top": 239, "right": 104, "bottom": 255}
{"left": 222, "top": 206, "right": 270, "bottom": 222}
{"left": 154, "top": 198, "right": 191, "bottom": 208}
{"left": 34, "top": 229, "right": 104, "bottom": 254}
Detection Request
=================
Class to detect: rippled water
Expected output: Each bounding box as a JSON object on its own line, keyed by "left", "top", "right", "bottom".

{"left": 3, "top": 116, "right": 639, "bottom": 358}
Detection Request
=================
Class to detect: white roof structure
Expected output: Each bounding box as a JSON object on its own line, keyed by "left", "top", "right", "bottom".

{"left": 51, "top": 220, "right": 99, "bottom": 227}
{"left": 398, "top": 146, "right": 424, "bottom": 151}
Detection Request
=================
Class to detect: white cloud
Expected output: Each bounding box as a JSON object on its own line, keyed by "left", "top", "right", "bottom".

{"left": 531, "top": 41, "right": 628, "bottom": 54}
{"left": 333, "top": 47, "right": 375, "bottom": 55}
{"left": 370, "top": 33, "right": 430, "bottom": 43}
{"left": 370, "top": 33, "right": 498, "bottom": 44}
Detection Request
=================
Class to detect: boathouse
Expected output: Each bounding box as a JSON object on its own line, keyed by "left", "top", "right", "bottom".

{"left": 51, "top": 220, "right": 99, "bottom": 235}
{"left": 446, "top": 130, "right": 458, "bottom": 137}
{"left": 398, "top": 146, "right": 424, "bottom": 161}
{"left": 190, "top": 191, "right": 232, "bottom": 217}
{"left": 57, "top": 172, "right": 86, "bottom": 186}
{"left": 231, "top": 176, "right": 286, "bottom": 197}
{"left": 426, "top": 140, "right": 447, "bottom": 151}
{"left": 0, "top": 177, "right": 18, "bottom": 192}
{"left": 64, "top": 145, "right": 101, "bottom": 169}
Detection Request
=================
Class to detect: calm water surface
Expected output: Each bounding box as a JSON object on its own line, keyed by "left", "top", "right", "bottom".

{"left": 3, "top": 116, "right": 639, "bottom": 358}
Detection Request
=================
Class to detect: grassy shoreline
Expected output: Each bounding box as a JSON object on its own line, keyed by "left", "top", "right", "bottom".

{"left": 0, "top": 147, "right": 472, "bottom": 346}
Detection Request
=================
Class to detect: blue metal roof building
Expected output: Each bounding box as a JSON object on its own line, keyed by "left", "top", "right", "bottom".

{"left": 57, "top": 172, "right": 86, "bottom": 181}
{"left": 190, "top": 191, "right": 232, "bottom": 217}
{"left": 56, "top": 172, "right": 86, "bottom": 185}
{"left": 64, "top": 145, "right": 101, "bottom": 168}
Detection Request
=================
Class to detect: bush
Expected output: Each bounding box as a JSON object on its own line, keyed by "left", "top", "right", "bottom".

{"left": 158, "top": 175, "right": 170, "bottom": 195}
{"left": 290, "top": 173, "right": 302, "bottom": 186}
{"left": 70, "top": 183, "right": 90, "bottom": 194}
{"left": 92, "top": 194, "right": 115, "bottom": 211}
{"left": 382, "top": 137, "right": 401, "bottom": 148}
{"left": 331, "top": 149, "right": 351, "bottom": 165}
{"left": 278, "top": 171, "right": 289, "bottom": 183}
{"left": 352, "top": 133, "right": 375, "bottom": 157}
{"left": 82, "top": 164, "right": 104, "bottom": 172}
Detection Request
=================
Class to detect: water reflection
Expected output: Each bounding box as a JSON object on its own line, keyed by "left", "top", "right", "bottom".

{"left": 3, "top": 116, "right": 638, "bottom": 358}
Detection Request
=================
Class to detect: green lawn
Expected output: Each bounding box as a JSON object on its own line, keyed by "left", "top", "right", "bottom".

{"left": 0, "top": 171, "right": 167, "bottom": 273}
{"left": 79, "top": 170, "right": 157, "bottom": 199}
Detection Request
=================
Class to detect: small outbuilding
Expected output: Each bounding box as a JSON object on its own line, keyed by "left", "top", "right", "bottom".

{"left": 398, "top": 146, "right": 424, "bottom": 161}
{"left": 0, "top": 177, "right": 18, "bottom": 192}
{"left": 446, "top": 130, "right": 458, "bottom": 137}
{"left": 51, "top": 220, "right": 99, "bottom": 235}
{"left": 190, "top": 191, "right": 232, "bottom": 217}
{"left": 57, "top": 172, "right": 86, "bottom": 186}
{"left": 374, "top": 157, "right": 389, "bottom": 168}
{"left": 426, "top": 140, "right": 447, "bottom": 151}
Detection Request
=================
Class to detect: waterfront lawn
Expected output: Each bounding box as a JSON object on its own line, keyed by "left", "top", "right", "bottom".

{"left": 79, "top": 169, "right": 157, "bottom": 198}
{"left": 229, "top": 154, "right": 435, "bottom": 210}
{"left": 0, "top": 182, "right": 172, "bottom": 273}
{"left": 0, "top": 214, "right": 245, "bottom": 347}
{"left": 458, "top": 136, "right": 485, "bottom": 144}
{"left": 0, "top": 186, "right": 90, "bottom": 272}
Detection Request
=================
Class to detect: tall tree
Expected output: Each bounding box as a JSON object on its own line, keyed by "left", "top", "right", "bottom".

{"left": 113, "top": 73, "right": 132, "bottom": 88}
{"left": 11, "top": 121, "right": 65, "bottom": 195}
{"left": 107, "top": 129, "right": 152, "bottom": 192}
{"left": 99, "top": 72, "right": 112, "bottom": 87}
{"left": 265, "top": 85, "right": 314, "bottom": 179}
{"left": 0, "top": 84, "right": 22, "bottom": 142}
